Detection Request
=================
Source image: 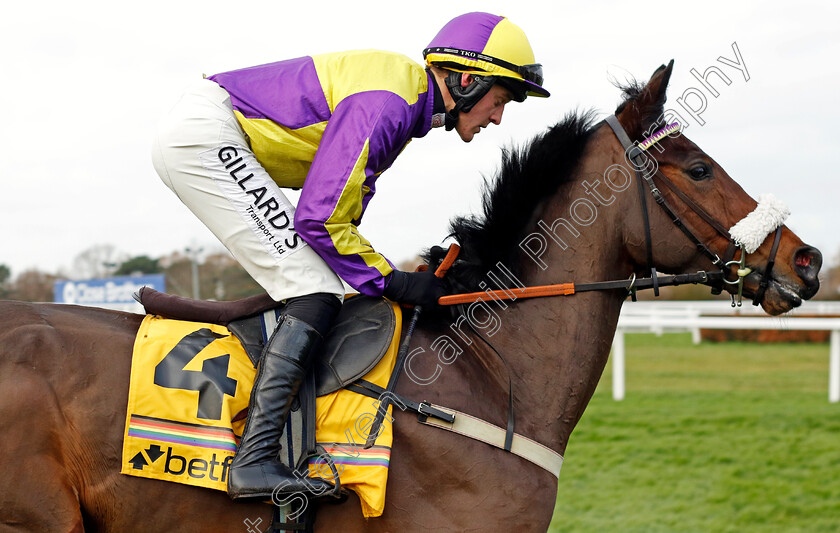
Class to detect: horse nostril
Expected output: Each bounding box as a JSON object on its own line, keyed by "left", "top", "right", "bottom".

{"left": 793, "top": 246, "right": 822, "bottom": 282}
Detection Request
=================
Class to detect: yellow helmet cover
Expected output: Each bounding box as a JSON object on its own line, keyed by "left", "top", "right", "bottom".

{"left": 424, "top": 12, "right": 549, "bottom": 98}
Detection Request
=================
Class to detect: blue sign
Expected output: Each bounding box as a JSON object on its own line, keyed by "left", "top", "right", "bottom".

{"left": 54, "top": 274, "right": 166, "bottom": 310}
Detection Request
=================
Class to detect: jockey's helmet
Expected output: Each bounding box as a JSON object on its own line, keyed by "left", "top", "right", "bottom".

{"left": 424, "top": 12, "right": 549, "bottom": 124}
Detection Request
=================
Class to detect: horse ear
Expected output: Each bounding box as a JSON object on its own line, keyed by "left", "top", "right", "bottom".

{"left": 615, "top": 59, "right": 675, "bottom": 137}
{"left": 646, "top": 59, "right": 674, "bottom": 110}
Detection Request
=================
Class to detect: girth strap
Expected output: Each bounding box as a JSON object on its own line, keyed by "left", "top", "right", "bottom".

{"left": 347, "top": 381, "right": 562, "bottom": 477}
{"left": 349, "top": 379, "right": 561, "bottom": 477}
{"left": 417, "top": 404, "right": 564, "bottom": 478}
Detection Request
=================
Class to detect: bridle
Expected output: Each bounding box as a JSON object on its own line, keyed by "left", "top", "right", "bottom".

{"left": 437, "top": 116, "right": 789, "bottom": 309}
{"left": 603, "top": 115, "right": 785, "bottom": 307}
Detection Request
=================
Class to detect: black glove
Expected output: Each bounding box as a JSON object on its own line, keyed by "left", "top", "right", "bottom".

{"left": 383, "top": 270, "right": 446, "bottom": 307}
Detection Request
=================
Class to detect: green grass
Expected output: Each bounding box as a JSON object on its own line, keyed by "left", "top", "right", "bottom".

{"left": 549, "top": 334, "right": 840, "bottom": 533}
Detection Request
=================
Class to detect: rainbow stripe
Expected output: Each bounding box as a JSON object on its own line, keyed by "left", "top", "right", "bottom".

{"left": 127, "top": 414, "right": 239, "bottom": 452}
{"left": 311, "top": 444, "right": 391, "bottom": 468}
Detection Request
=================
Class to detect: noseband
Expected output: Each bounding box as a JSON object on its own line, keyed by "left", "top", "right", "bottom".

{"left": 604, "top": 115, "right": 786, "bottom": 307}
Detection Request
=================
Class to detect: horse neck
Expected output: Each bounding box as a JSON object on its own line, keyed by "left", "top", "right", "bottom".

{"left": 488, "top": 165, "right": 633, "bottom": 455}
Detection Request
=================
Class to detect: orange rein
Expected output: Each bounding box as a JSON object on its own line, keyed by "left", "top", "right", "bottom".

{"left": 427, "top": 244, "right": 576, "bottom": 306}
{"left": 433, "top": 243, "right": 460, "bottom": 279}
{"left": 438, "top": 283, "right": 575, "bottom": 306}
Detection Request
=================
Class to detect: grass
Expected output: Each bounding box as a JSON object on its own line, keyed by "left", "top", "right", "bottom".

{"left": 549, "top": 334, "right": 840, "bottom": 533}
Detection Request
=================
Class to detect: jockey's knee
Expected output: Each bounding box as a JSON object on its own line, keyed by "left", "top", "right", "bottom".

{"left": 283, "top": 293, "right": 342, "bottom": 336}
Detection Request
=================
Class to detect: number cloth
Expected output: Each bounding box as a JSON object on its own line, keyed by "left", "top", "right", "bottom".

{"left": 122, "top": 313, "right": 401, "bottom": 517}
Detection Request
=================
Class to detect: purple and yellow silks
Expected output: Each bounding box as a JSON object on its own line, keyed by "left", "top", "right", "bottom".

{"left": 209, "top": 51, "right": 435, "bottom": 296}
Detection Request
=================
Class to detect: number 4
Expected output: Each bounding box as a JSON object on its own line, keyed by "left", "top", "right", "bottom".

{"left": 153, "top": 328, "right": 238, "bottom": 420}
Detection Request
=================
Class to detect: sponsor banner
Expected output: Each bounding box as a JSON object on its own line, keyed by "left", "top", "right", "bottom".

{"left": 54, "top": 274, "right": 165, "bottom": 313}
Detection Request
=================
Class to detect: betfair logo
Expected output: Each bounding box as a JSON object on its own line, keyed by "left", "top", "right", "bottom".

{"left": 129, "top": 445, "right": 233, "bottom": 482}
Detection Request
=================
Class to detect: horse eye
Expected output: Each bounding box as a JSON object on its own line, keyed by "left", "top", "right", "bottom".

{"left": 689, "top": 164, "right": 711, "bottom": 181}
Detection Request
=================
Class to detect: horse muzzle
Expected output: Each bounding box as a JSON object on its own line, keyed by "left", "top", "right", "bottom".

{"left": 741, "top": 245, "right": 822, "bottom": 315}
{"left": 793, "top": 245, "right": 822, "bottom": 298}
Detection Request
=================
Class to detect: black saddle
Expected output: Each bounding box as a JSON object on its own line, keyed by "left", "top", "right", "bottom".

{"left": 135, "top": 288, "right": 396, "bottom": 397}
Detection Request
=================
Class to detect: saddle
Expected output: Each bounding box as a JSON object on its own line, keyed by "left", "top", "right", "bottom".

{"left": 136, "top": 287, "right": 396, "bottom": 397}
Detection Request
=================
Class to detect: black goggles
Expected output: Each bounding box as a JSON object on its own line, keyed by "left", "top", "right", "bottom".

{"left": 424, "top": 47, "right": 544, "bottom": 87}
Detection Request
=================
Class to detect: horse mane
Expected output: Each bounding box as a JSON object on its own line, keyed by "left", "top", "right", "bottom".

{"left": 424, "top": 110, "right": 597, "bottom": 290}
{"left": 425, "top": 77, "right": 658, "bottom": 292}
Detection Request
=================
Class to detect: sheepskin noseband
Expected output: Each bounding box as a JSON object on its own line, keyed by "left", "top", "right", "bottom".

{"left": 728, "top": 194, "right": 790, "bottom": 253}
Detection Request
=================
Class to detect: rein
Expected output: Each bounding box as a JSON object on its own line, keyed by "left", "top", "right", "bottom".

{"left": 439, "top": 271, "right": 722, "bottom": 306}
{"left": 437, "top": 116, "right": 788, "bottom": 308}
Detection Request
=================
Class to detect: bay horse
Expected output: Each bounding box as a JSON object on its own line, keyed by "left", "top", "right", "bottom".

{"left": 0, "top": 61, "right": 821, "bottom": 532}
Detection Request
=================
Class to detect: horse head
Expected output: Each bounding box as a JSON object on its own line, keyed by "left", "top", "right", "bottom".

{"left": 430, "top": 60, "right": 820, "bottom": 317}
{"left": 608, "top": 60, "right": 821, "bottom": 315}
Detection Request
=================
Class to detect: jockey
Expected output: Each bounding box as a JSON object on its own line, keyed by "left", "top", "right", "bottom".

{"left": 151, "top": 11, "right": 549, "bottom": 501}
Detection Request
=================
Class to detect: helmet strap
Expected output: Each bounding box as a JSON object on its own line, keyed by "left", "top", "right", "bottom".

{"left": 444, "top": 72, "right": 496, "bottom": 131}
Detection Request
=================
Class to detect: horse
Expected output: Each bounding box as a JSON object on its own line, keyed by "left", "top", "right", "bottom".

{"left": 0, "top": 60, "right": 821, "bottom": 532}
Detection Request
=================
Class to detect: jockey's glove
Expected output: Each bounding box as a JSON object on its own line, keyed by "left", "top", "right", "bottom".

{"left": 383, "top": 270, "right": 446, "bottom": 308}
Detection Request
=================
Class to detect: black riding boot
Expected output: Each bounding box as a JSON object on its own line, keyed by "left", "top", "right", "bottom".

{"left": 227, "top": 314, "right": 334, "bottom": 500}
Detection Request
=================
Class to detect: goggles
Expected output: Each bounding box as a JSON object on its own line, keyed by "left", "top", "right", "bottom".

{"left": 424, "top": 46, "right": 544, "bottom": 87}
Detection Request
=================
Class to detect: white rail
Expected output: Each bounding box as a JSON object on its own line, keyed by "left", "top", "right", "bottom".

{"left": 611, "top": 302, "right": 840, "bottom": 403}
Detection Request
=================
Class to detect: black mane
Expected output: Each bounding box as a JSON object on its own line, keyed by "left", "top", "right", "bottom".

{"left": 424, "top": 72, "right": 662, "bottom": 293}
{"left": 424, "top": 110, "right": 597, "bottom": 290}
